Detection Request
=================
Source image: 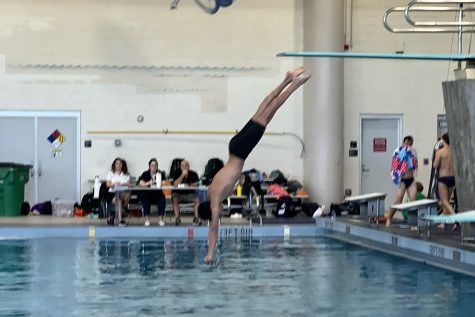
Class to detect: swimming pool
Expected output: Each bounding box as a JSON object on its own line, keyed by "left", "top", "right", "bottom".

{"left": 1, "top": 237, "right": 473, "bottom": 316}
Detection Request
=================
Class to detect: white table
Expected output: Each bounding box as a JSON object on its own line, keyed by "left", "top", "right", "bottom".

{"left": 110, "top": 185, "right": 208, "bottom": 224}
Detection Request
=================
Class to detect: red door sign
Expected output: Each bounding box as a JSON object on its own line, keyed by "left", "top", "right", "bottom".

{"left": 373, "top": 138, "right": 387, "bottom": 152}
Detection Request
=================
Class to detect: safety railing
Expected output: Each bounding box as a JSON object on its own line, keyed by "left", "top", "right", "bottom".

{"left": 384, "top": 1, "right": 475, "bottom": 54}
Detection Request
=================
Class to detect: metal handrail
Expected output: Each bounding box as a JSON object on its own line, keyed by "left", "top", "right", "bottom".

{"left": 384, "top": 7, "right": 475, "bottom": 33}
{"left": 384, "top": 5, "right": 475, "bottom": 32}
{"left": 405, "top": 1, "right": 475, "bottom": 27}
{"left": 384, "top": 1, "right": 475, "bottom": 57}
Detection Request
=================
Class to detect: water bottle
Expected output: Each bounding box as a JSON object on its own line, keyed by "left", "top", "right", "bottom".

{"left": 93, "top": 175, "right": 101, "bottom": 199}
{"left": 237, "top": 184, "right": 242, "bottom": 196}
{"left": 155, "top": 172, "right": 162, "bottom": 188}
{"left": 331, "top": 209, "right": 336, "bottom": 221}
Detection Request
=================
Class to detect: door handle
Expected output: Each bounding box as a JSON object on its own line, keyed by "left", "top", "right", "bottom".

{"left": 38, "top": 161, "right": 42, "bottom": 177}
{"left": 362, "top": 168, "right": 370, "bottom": 172}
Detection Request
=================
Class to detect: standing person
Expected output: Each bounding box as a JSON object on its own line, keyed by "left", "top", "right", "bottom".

{"left": 106, "top": 157, "right": 131, "bottom": 226}
{"left": 433, "top": 133, "right": 458, "bottom": 230}
{"left": 386, "top": 136, "right": 418, "bottom": 227}
{"left": 138, "top": 158, "right": 167, "bottom": 227}
{"left": 172, "top": 159, "right": 201, "bottom": 226}
{"left": 197, "top": 67, "right": 311, "bottom": 262}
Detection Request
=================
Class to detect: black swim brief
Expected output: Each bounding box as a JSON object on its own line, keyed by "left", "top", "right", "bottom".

{"left": 438, "top": 176, "right": 455, "bottom": 187}
{"left": 228, "top": 119, "right": 265, "bottom": 160}
{"left": 401, "top": 177, "right": 414, "bottom": 188}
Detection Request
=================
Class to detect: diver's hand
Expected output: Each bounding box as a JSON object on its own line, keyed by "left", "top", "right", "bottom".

{"left": 204, "top": 253, "right": 214, "bottom": 264}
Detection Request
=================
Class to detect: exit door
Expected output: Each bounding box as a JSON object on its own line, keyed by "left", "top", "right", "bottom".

{"left": 361, "top": 115, "right": 402, "bottom": 206}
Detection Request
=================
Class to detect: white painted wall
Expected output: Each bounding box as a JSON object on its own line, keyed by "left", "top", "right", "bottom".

{"left": 0, "top": 0, "right": 466, "bottom": 203}
{"left": 344, "top": 0, "right": 461, "bottom": 198}
{"left": 0, "top": 0, "right": 304, "bottom": 199}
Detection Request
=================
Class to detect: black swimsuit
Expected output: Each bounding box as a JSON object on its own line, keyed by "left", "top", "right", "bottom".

{"left": 229, "top": 119, "right": 266, "bottom": 160}
{"left": 439, "top": 176, "right": 455, "bottom": 187}
{"left": 401, "top": 177, "right": 414, "bottom": 188}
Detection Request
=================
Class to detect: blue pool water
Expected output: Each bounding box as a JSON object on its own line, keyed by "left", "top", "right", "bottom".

{"left": 1, "top": 237, "right": 474, "bottom": 316}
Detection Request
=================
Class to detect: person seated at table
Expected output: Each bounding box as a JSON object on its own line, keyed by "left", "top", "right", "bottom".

{"left": 106, "top": 157, "right": 131, "bottom": 226}
{"left": 172, "top": 159, "right": 201, "bottom": 226}
{"left": 138, "top": 158, "right": 167, "bottom": 227}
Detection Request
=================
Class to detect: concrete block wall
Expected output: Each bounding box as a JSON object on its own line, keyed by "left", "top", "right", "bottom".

{"left": 0, "top": 0, "right": 304, "bottom": 198}
{"left": 343, "top": 0, "right": 461, "bottom": 197}
{"left": 0, "top": 0, "right": 468, "bottom": 202}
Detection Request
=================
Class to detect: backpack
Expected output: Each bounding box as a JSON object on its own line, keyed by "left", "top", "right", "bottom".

{"left": 241, "top": 169, "right": 264, "bottom": 196}
{"left": 286, "top": 180, "right": 302, "bottom": 194}
{"left": 202, "top": 158, "right": 224, "bottom": 185}
{"left": 31, "top": 201, "right": 53, "bottom": 215}
{"left": 302, "top": 202, "right": 321, "bottom": 217}
{"left": 169, "top": 158, "right": 184, "bottom": 181}
{"left": 273, "top": 196, "right": 297, "bottom": 218}
{"left": 80, "top": 192, "right": 95, "bottom": 214}
{"left": 269, "top": 169, "right": 288, "bottom": 186}
{"left": 329, "top": 202, "right": 360, "bottom": 216}
{"left": 20, "top": 202, "right": 30, "bottom": 216}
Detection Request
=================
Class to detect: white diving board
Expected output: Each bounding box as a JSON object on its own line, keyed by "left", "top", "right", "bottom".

{"left": 391, "top": 199, "right": 439, "bottom": 237}
{"left": 345, "top": 192, "right": 387, "bottom": 225}
{"left": 277, "top": 51, "right": 475, "bottom": 61}
{"left": 345, "top": 192, "right": 387, "bottom": 202}
{"left": 423, "top": 210, "right": 475, "bottom": 223}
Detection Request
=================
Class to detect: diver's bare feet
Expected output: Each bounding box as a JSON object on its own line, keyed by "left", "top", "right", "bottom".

{"left": 437, "top": 223, "right": 445, "bottom": 230}
{"left": 292, "top": 72, "right": 311, "bottom": 86}
{"left": 289, "top": 66, "right": 305, "bottom": 79}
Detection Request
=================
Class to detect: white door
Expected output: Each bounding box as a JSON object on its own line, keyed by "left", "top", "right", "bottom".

{"left": 37, "top": 117, "right": 79, "bottom": 202}
{"left": 361, "top": 115, "right": 402, "bottom": 206}
{"left": 0, "top": 116, "right": 36, "bottom": 201}
{"left": 0, "top": 111, "right": 80, "bottom": 204}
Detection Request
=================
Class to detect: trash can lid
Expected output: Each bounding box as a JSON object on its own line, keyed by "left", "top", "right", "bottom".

{"left": 0, "top": 162, "right": 33, "bottom": 168}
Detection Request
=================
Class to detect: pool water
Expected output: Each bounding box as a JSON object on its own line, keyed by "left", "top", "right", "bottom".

{"left": 1, "top": 237, "right": 474, "bottom": 316}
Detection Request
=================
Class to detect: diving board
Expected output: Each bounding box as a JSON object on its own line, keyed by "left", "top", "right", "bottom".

{"left": 345, "top": 192, "right": 387, "bottom": 225}
{"left": 277, "top": 51, "right": 475, "bottom": 61}
{"left": 391, "top": 199, "right": 439, "bottom": 237}
{"left": 423, "top": 210, "right": 475, "bottom": 223}
{"left": 423, "top": 210, "right": 475, "bottom": 243}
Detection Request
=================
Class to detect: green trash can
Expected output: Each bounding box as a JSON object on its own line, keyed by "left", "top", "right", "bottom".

{"left": 0, "top": 163, "right": 32, "bottom": 216}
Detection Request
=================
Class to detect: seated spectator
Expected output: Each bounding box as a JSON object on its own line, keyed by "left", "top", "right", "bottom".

{"left": 106, "top": 157, "right": 131, "bottom": 226}
{"left": 138, "top": 158, "right": 167, "bottom": 227}
{"left": 172, "top": 159, "right": 201, "bottom": 226}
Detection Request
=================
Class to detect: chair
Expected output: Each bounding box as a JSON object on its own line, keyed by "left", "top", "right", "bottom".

{"left": 201, "top": 158, "right": 224, "bottom": 185}
{"left": 125, "top": 191, "right": 145, "bottom": 223}
{"left": 97, "top": 182, "right": 114, "bottom": 219}
{"left": 97, "top": 182, "right": 143, "bottom": 224}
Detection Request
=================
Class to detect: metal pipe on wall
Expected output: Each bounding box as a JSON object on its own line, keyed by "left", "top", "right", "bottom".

{"left": 87, "top": 129, "right": 306, "bottom": 158}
